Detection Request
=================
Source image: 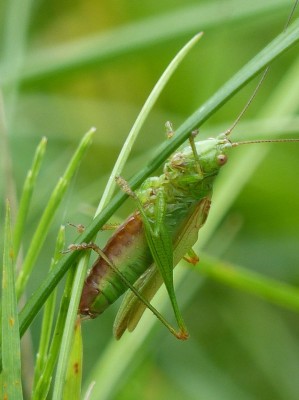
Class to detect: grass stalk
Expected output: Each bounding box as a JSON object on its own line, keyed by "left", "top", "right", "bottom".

{"left": 1, "top": 201, "right": 23, "bottom": 399}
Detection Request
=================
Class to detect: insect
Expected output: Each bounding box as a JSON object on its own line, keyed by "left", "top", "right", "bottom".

{"left": 72, "top": 129, "right": 299, "bottom": 341}
{"left": 69, "top": 5, "right": 299, "bottom": 340}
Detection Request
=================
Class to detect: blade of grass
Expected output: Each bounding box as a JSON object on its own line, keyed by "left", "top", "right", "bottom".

{"left": 197, "top": 254, "right": 299, "bottom": 311}
{"left": 32, "top": 225, "right": 65, "bottom": 389}
{"left": 0, "top": 90, "right": 17, "bottom": 219}
{"left": 16, "top": 19, "right": 299, "bottom": 352}
{"left": 52, "top": 255, "right": 90, "bottom": 400}
{"left": 1, "top": 0, "right": 34, "bottom": 123}
{"left": 83, "top": 382, "right": 96, "bottom": 400}
{"left": 15, "top": 127, "right": 94, "bottom": 299}
{"left": 13, "top": 137, "right": 47, "bottom": 257}
{"left": 0, "top": 0, "right": 291, "bottom": 84}
{"left": 29, "top": 128, "right": 94, "bottom": 398}
{"left": 1, "top": 201, "right": 23, "bottom": 399}
{"left": 198, "top": 55, "right": 299, "bottom": 245}
{"left": 97, "top": 32, "right": 203, "bottom": 212}
{"left": 1, "top": 0, "right": 34, "bottom": 76}
{"left": 31, "top": 260, "right": 77, "bottom": 400}
{"left": 62, "top": 318, "right": 83, "bottom": 400}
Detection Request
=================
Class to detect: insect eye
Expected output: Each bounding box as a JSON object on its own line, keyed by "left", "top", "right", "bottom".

{"left": 217, "top": 154, "right": 227, "bottom": 166}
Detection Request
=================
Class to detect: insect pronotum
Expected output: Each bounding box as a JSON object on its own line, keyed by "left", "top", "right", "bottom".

{"left": 70, "top": 2, "right": 299, "bottom": 340}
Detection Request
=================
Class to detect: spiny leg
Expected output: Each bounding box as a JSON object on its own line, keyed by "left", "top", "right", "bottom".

{"left": 67, "top": 222, "right": 120, "bottom": 233}
{"left": 164, "top": 123, "right": 203, "bottom": 178}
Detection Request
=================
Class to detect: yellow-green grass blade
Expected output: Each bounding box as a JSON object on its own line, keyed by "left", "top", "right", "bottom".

{"left": 1, "top": 201, "right": 23, "bottom": 399}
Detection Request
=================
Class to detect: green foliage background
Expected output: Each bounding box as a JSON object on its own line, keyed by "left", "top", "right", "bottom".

{"left": 1, "top": 0, "right": 299, "bottom": 399}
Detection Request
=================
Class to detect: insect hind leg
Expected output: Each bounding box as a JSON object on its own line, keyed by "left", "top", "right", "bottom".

{"left": 65, "top": 242, "right": 189, "bottom": 340}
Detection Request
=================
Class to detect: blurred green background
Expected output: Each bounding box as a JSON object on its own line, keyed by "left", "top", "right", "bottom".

{"left": 1, "top": 0, "right": 299, "bottom": 399}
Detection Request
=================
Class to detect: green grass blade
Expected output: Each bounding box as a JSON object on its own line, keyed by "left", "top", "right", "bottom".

{"left": 1, "top": 0, "right": 33, "bottom": 64}
{"left": 198, "top": 56, "right": 299, "bottom": 246}
{"left": 15, "top": 127, "right": 94, "bottom": 299}
{"left": 50, "top": 248, "right": 91, "bottom": 400}
{"left": 32, "top": 225, "right": 65, "bottom": 390}
{"left": 13, "top": 137, "right": 47, "bottom": 257}
{"left": 197, "top": 254, "right": 299, "bottom": 312}
{"left": 0, "top": 0, "right": 290, "bottom": 84}
{"left": 1, "top": 0, "right": 34, "bottom": 120}
{"left": 52, "top": 255, "right": 89, "bottom": 400}
{"left": 16, "top": 18, "right": 299, "bottom": 346}
{"left": 146, "top": 17, "right": 299, "bottom": 165}
{"left": 32, "top": 261, "right": 77, "bottom": 400}
{"left": 97, "top": 33, "right": 203, "bottom": 212}
{"left": 83, "top": 383, "right": 96, "bottom": 400}
{"left": 1, "top": 201, "right": 23, "bottom": 400}
{"left": 62, "top": 318, "right": 82, "bottom": 400}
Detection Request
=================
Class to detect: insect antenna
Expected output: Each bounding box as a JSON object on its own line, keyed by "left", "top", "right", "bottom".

{"left": 224, "top": 68, "right": 268, "bottom": 138}
{"left": 233, "top": 138, "right": 299, "bottom": 147}
{"left": 224, "top": 0, "right": 298, "bottom": 138}
{"left": 284, "top": 0, "right": 299, "bottom": 30}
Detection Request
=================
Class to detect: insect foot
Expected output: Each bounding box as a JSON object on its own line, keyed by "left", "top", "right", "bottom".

{"left": 63, "top": 242, "right": 99, "bottom": 253}
{"left": 115, "top": 176, "right": 137, "bottom": 199}
{"left": 176, "top": 330, "right": 189, "bottom": 341}
{"left": 67, "top": 222, "right": 85, "bottom": 233}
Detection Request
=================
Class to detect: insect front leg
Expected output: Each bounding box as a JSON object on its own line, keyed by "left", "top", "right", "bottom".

{"left": 67, "top": 222, "right": 120, "bottom": 233}
{"left": 189, "top": 129, "right": 204, "bottom": 178}
{"left": 165, "top": 123, "right": 203, "bottom": 178}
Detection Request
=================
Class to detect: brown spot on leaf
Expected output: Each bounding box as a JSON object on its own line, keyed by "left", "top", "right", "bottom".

{"left": 9, "top": 247, "right": 14, "bottom": 260}
{"left": 73, "top": 362, "right": 80, "bottom": 374}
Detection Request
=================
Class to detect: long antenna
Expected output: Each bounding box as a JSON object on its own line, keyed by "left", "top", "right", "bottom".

{"left": 233, "top": 138, "right": 299, "bottom": 147}
{"left": 284, "top": 0, "right": 299, "bottom": 30}
{"left": 224, "top": 0, "right": 298, "bottom": 138}
{"left": 224, "top": 68, "right": 268, "bottom": 137}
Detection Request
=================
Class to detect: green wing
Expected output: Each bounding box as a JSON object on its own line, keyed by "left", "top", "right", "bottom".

{"left": 113, "top": 196, "right": 211, "bottom": 339}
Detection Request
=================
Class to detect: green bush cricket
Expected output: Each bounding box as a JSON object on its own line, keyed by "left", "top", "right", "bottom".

{"left": 68, "top": 3, "right": 299, "bottom": 341}
{"left": 72, "top": 127, "right": 299, "bottom": 340}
